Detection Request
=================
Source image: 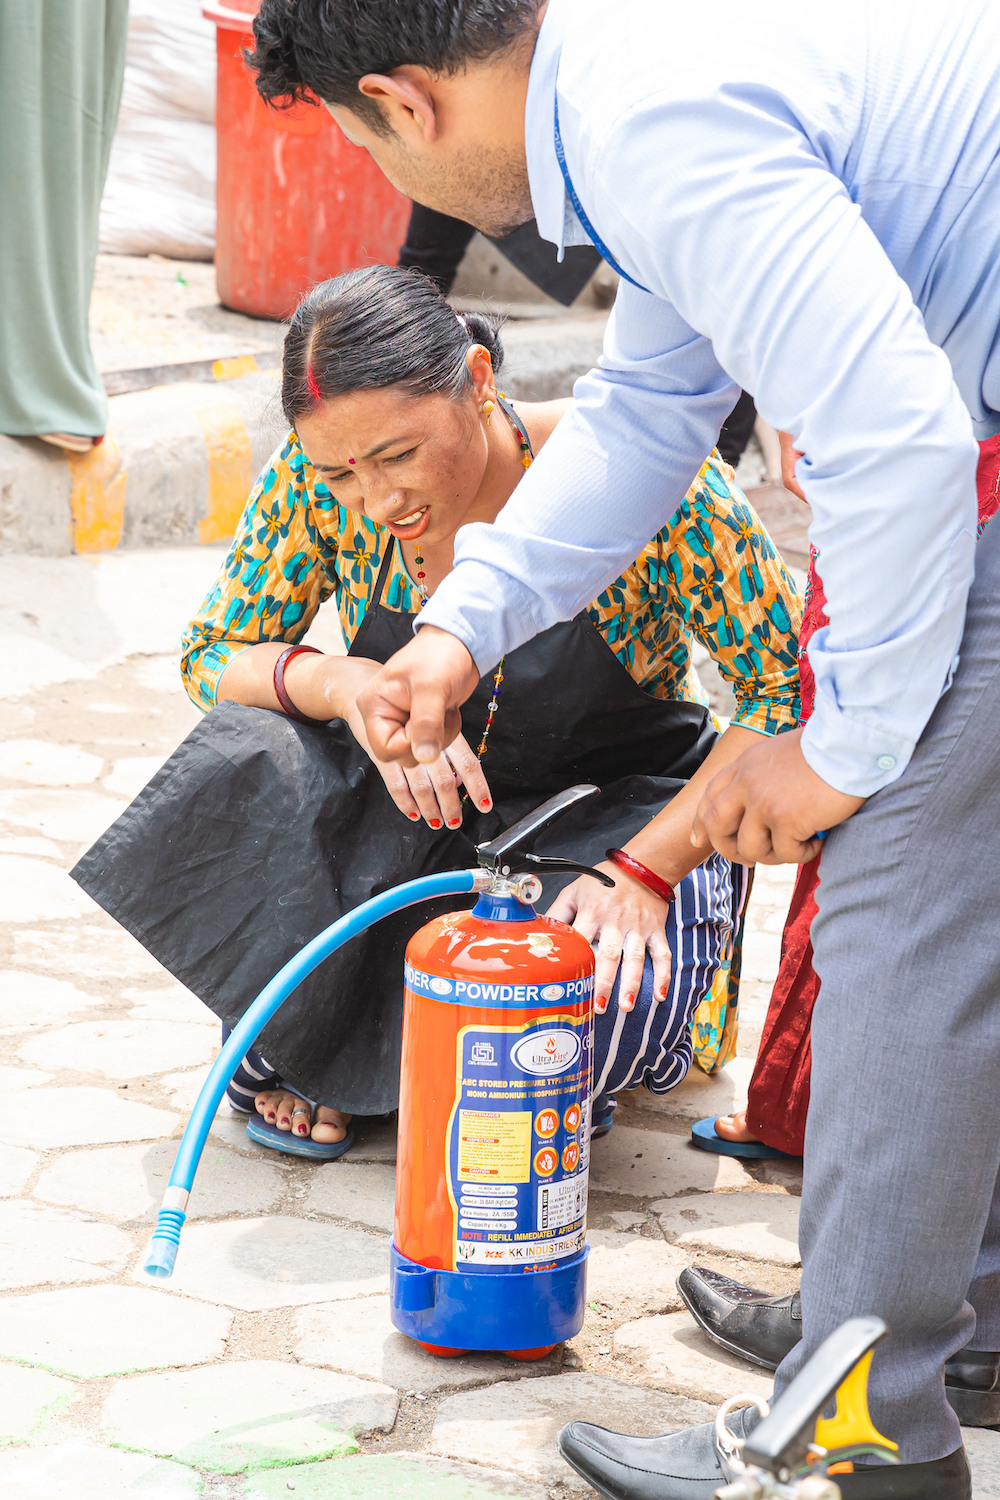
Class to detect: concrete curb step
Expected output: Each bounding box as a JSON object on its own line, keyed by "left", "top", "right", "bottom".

{"left": 1, "top": 314, "right": 607, "bottom": 558}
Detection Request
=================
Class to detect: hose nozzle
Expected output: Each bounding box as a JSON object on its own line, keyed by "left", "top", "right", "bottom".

{"left": 143, "top": 1196, "right": 188, "bottom": 1277}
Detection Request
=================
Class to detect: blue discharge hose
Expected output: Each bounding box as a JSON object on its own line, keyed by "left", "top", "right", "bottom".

{"left": 144, "top": 869, "right": 479, "bottom": 1278}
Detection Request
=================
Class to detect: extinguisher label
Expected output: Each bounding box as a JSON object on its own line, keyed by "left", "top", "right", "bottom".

{"left": 448, "top": 1014, "right": 592, "bottom": 1271}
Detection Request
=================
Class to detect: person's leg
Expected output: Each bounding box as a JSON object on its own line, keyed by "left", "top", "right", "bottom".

{"left": 717, "top": 390, "right": 758, "bottom": 468}
{"left": 0, "top": 0, "right": 126, "bottom": 437}
{"left": 773, "top": 503, "right": 1000, "bottom": 1463}
{"left": 592, "top": 853, "right": 745, "bottom": 1114}
{"left": 398, "top": 204, "right": 477, "bottom": 295}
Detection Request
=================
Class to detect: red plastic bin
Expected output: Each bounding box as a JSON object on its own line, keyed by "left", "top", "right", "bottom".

{"left": 204, "top": 0, "right": 412, "bottom": 320}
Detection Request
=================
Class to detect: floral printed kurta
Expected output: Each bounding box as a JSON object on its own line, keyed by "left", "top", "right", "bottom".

{"left": 181, "top": 431, "right": 802, "bottom": 1073}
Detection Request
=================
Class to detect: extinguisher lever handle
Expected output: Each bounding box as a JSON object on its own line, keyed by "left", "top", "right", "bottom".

{"left": 518, "top": 853, "right": 616, "bottom": 887}
{"left": 476, "top": 784, "right": 601, "bottom": 871}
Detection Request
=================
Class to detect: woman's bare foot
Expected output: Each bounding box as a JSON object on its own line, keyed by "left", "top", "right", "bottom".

{"left": 254, "top": 1089, "right": 351, "bottom": 1143}
{"left": 714, "top": 1110, "right": 760, "bottom": 1144}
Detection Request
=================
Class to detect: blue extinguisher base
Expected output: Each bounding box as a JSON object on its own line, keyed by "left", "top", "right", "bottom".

{"left": 390, "top": 1243, "right": 589, "bottom": 1352}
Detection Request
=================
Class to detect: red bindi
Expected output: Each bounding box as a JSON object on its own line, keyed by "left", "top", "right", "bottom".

{"left": 348, "top": 458, "right": 356, "bottom": 465}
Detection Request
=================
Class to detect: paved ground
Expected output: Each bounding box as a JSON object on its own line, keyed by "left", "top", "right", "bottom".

{"left": 1, "top": 548, "right": 998, "bottom": 1499}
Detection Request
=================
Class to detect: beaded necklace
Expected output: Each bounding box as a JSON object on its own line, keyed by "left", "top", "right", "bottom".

{"left": 410, "top": 392, "right": 531, "bottom": 780}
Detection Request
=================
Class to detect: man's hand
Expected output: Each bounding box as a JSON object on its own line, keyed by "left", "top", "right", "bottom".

{"left": 691, "top": 726, "right": 864, "bottom": 864}
{"left": 357, "top": 626, "right": 481, "bottom": 766}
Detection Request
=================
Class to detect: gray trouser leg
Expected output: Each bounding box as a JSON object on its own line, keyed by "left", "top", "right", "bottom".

{"left": 773, "top": 509, "right": 1000, "bottom": 1462}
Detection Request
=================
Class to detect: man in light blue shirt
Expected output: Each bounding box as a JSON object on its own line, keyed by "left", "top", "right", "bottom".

{"left": 249, "top": 2, "right": 1000, "bottom": 1492}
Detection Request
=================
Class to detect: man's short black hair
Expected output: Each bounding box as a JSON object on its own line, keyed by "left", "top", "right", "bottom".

{"left": 247, "top": 0, "right": 541, "bottom": 130}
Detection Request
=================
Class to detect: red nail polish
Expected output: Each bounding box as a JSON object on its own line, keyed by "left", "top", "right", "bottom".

{"left": 447, "top": 818, "right": 460, "bottom": 828}
{"left": 658, "top": 985, "right": 667, "bottom": 999}
{"left": 480, "top": 799, "right": 491, "bottom": 810}
{"left": 297, "top": 1124, "right": 307, "bottom": 1135}
{"left": 430, "top": 818, "right": 442, "bottom": 829}
{"left": 266, "top": 1112, "right": 276, "bottom": 1122}
{"left": 624, "top": 993, "right": 634, "bottom": 1005}
{"left": 409, "top": 813, "right": 419, "bottom": 821}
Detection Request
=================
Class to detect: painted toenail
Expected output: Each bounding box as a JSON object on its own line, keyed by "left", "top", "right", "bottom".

{"left": 447, "top": 818, "right": 460, "bottom": 827}
{"left": 480, "top": 799, "right": 491, "bottom": 809}
{"left": 430, "top": 818, "right": 442, "bottom": 828}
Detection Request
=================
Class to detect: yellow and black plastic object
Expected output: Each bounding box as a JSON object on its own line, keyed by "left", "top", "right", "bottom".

{"left": 713, "top": 1316, "right": 898, "bottom": 1499}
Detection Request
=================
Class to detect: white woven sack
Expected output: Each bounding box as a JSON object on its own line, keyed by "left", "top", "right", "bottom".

{"left": 100, "top": 0, "right": 217, "bottom": 261}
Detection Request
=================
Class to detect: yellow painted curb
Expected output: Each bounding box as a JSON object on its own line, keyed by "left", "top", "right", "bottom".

{"left": 195, "top": 395, "right": 253, "bottom": 545}
{"left": 67, "top": 436, "right": 128, "bottom": 554}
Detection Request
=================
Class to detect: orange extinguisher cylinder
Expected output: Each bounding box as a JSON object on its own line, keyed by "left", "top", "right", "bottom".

{"left": 391, "top": 892, "right": 595, "bottom": 1354}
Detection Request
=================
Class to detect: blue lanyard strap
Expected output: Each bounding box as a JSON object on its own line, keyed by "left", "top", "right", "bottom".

{"left": 553, "top": 95, "right": 650, "bottom": 294}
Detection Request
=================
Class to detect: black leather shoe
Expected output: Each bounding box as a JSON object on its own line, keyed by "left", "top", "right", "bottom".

{"left": 679, "top": 1266, "right": 1000, "bottom": 1428}
{"left": 944, "top": 1348, "right": 1000, "bottom": 1427}
{"left": 557, "top": 1415, "right": 971, "bottom": 1500}
{"left": 677, "top": 1265, "right": 800, "bottom": 1370}
{"left": 557, "top": 1407, "right": 755, "bottom": 1500}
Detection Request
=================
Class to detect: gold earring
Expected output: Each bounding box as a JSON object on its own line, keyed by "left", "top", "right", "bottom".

{"left": 483, "top": 399, "right": 495, "bottom": 426}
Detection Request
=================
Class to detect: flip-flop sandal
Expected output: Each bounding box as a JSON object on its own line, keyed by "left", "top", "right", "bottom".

{"left": 590, "top": 1104, "right": 616, "bottom": 1140}
{"left": 246, "top": 1114, "right": 357, "bottom": 1160}
{"left": 690, "top": 1115, "right": 799, "bottom": 1160}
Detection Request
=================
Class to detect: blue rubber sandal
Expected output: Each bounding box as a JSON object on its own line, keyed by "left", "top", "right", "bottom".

{"left": 246, "top": 1114, "right": 356, "bottom": 1161}
{"left": 690, "top": 1115, "right": 798, "bottom": 1161}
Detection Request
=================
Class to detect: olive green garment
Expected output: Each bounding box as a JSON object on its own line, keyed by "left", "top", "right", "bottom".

{"left": 0, "top": 0, "right": 127, "bottom": 436}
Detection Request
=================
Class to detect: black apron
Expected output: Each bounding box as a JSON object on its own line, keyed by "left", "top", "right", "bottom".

{"left": 72, "top": 543, "right": 716, "bottom": 1114}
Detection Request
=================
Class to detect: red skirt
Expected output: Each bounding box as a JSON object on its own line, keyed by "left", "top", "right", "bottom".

{"left": 746, "top": 432, "right": 1000, "bottom": 1155}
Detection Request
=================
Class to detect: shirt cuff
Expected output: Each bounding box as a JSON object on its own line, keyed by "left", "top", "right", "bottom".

{"left": 800, "top": 709, "right": 915, "bottom": 798}
{"left": 414, "top": 562, "right": 544, "bottom": 673}
{"left": 184, "top": 641, "right": 247, "bottom": 712}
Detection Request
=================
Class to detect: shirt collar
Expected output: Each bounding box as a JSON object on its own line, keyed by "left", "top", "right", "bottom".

{"left": 525, "top": 0, "right": 588, "bottom": 256}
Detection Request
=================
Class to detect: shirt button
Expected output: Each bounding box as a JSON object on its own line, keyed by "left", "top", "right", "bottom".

{"left": 876, "top": 754, "right": 896, "bottom": 771}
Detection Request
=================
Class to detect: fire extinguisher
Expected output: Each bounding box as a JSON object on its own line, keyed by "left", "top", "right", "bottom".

{"left": 393, "top": 787, "right": 614, "bottom": 1360}
{"left": 143, "top": 784, "right": 612, "bottom": 1367}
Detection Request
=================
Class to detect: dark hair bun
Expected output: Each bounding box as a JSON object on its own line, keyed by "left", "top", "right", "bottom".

{"left": 461, "top": 311, "right": 505, "bottom": 374}
{"left": 282, "top": 265, "right": 506, "bottom": 425}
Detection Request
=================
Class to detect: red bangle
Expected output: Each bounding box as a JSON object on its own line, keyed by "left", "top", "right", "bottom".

{"left": 606, "top": 848, "right": 675, "bottom": 904}
{"left": 273, "top": 645, "right": 326, "bottom": 727}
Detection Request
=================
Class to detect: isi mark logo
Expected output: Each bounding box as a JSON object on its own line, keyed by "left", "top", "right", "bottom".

{"left": 510, "top": 1029, "right": 582, "bottom": 1077}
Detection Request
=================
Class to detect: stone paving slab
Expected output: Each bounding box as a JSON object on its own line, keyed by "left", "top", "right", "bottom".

{"left": 618, "top": 1058, "right": 753, "bottom": 1123}
{"left": 0, "top": 1142, "right": 38, "bottom": 1195}
{"left": 0, "top": 1284, "right": 231, "bottom": 1376}
{"left": 293, "top": 1296, "right": 561, "bottom": 1392}
{"left": 655, "top": 1191, "right": 800, "bottom": 1266}
{"left": 21, "top": 1018, "right": 218, "bottom": 1078}
{"left": 0, "top": 853, "right": 97, "bottom": 921}
{"left": 0, "top": 1086, "right": 178, "bottom": 1149}
{"left": 0, "top": 1443, "right": 201, "bottom": 1498}
{"left": 126, "top": 985, "right": 218, "bottom": 1025}
{"left": 585, "top": 1233, "right": 689, "bottom": 1313}
{"left": 102, "top": 1360, "right": 398, "bottom": 1473}
{"left": 104, "top": 755, "right": 169, "bottom": 800}
{"left": 0, "top": 1063, "right": 53, "bottom": 1089}
{"left": 589, "top": 1124, "right": 752, "bottom": 1197}
{"left": 0, "top": 787, "right": 127, "bottom": 843}
{"left": 0, "top": 833, "right": 64, "bottom": 857}
{"left": 12, "top": 923, "right": 168, "bottom": 981}
{"left": 430, "top": 1373, "right": 714, "bottom": 1490}
{"left": 0, "top": 970, "right": 103, "bottom": 1033}
{"left": 0, "top": 1360, "right": 77, "bottom": 1442}
{"left": 304, "top": 1163, "right": 396, "bottom": 1232}
{"left": 343, "top": 1116, "right": 398, "bottom": 1164}
{"left": 965, "top": 1428, "right": 1000, "bottom": 1497}
{"left": 245, "top": 1453, "right": 549, "bottom": 1500}
{"left": 613, "top": 1311, "right": 774, "bottom": 1405}
{"left": 36, "top": 1140, "right": 286, "bottom": 1223}
{"left": 136, "top": 1216, "right": 391, "bottom": 1310}
{"left": 0, "top": 738, "right": 103, "bottom": 785}
{"left": 162, "top": 1065, "right": 216, "bottom": 1112}
{"left": 0, "top": 1200, "right": 133, "bottom": 1291}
